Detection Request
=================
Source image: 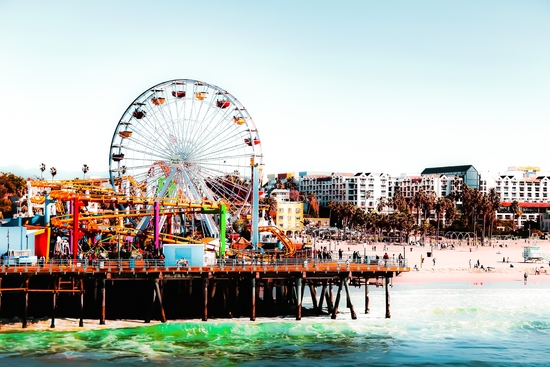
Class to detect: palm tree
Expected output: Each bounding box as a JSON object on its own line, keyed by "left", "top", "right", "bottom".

{"left": 480, "top": 194, "right": 491, "bottom": 245}
{"left": 445, "top": 202, "right": 458, "bottom": 229}
{"left": 340, "top": 201, "right": 357, "bottom": 239}
{"left": 259, "top": 196, "right": 277, "bottom": 224}
{"left": 82, "top": 164, "right": 89, "bottom": 179}
{"left": 307, "top": 192, "right": 319, "bottom": 217}
{"left": 377, "top": 197, "right": 388, "bottom": 213}
{"left": 284, "top": 176, "right": 298, "bottom": 191}
{"left": 50, "top": 167, "right": 57, "bottom": 181}
{"left": 39, "top": 163, "right": 46, "bottom": 180}
{"left": 434, "top": 197, "right": 448, "bottom": 241}
{"left": 398, "top": 211, "right": 415, "bottom": 243}
{"left": 460, "top": 184, "right": 483, "bottom": 240}
{"left": 422, "top": 191, "right": 435, "bottom": 222}
{"left": 412, "top": 189, "right": 426, "bottom": 226}
{"left": 470, "top": 189, "right": 483, "bottom": 242}
{"left": 392, "top": 188, "right": 407, "bottom": 213}
{"left": 274, "top": 178, "right": 284, "bottom": 189}
{"left": 232, "top": 218, "right": 246, "bottom": 233}
{"left": 487, "top": 188, "right": 500, "bottom": 244}
{"left": 327, "top": 200, "right": 341, "bottom": 228}
{"left": 510, "top": 200, "right": 521, "bottom": 230}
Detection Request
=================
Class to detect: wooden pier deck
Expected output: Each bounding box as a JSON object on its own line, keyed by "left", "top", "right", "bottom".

{"left": 0, "top": 259, "right": 409, "bottom": 328}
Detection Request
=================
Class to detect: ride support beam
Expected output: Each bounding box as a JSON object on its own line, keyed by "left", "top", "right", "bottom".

{"left": 219, "top": 204, "right": 227, "bottom": 257}
{"left": 72, "top": 197, "right": 81, "bottom": 261}
{"left": 154, "top": 202, "right": 160, "bottom": 252}
{"left": 251, "top": 162, "right": 259, "bottom": 249}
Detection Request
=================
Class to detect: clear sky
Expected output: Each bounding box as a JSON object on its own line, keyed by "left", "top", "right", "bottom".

{"left": 1, "top": 0, "right": 549, "bottom": 179}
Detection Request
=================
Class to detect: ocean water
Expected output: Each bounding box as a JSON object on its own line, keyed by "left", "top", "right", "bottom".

{"left": 1, "top": 281, "right": 550, "bottom": 366}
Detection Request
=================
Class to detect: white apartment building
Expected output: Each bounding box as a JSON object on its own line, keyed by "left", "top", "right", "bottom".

{"left": 299, "top": 172, "right": 390, "bottom": 210}
{"left": 267, "top": 165, "right": 550, "bottom": 230}
{"left": 392, "top": 174, "right": 457, "bottom": 200}
{"left": 494, "top": 169, "right": 550, "bottom": 227}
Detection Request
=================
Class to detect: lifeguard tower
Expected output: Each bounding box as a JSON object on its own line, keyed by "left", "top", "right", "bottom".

{"left": 523, "top": 246, "right": 545, "bottom": 263}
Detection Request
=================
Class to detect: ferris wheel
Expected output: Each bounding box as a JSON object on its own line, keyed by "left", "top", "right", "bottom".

{"left": 108, "top": 79, "right": 263, "bottom": 235}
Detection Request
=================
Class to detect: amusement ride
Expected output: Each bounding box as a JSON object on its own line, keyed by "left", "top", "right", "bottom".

{"left": 27, "top": 79, "right": 297, "bottom": 261}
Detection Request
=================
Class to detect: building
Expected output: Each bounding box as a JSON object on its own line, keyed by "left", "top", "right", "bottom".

{"left": 421, "top": 165, "right": 479, "bottom": 190}
{"left": 266, "top": 164, "right": 550, "bottom": 230}
{"left": 299, "top": 172, "right": 391, "bottom": 210}
{"left": 269, "top": 189, "right": 304, "bottom": 236}
{"left": 494, "top": 168, "right": 550, "bottom": 228}
{"left": 393, "top": 174, "right": 456, "bottom": 200}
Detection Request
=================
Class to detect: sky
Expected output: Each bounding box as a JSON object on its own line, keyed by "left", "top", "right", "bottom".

{"left": 1, "top": 0, "right": 549, "bottom": 180}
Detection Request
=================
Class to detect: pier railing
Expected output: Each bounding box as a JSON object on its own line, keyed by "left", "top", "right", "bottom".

{"left": 0, "top": 257, "right": 408, "bottom": 274}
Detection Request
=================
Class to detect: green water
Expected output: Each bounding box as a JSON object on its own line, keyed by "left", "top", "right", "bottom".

{"left": 2, "top": 284, "right": 550, "bottom": 366}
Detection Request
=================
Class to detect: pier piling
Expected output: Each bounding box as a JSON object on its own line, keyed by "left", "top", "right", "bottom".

{"left": 0, "top": 259, "right": 406, "bottom": 326}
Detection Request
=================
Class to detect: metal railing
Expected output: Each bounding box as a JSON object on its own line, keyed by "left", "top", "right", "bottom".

{"left": 0, "top": 257, "right": 408, "bottom": 273}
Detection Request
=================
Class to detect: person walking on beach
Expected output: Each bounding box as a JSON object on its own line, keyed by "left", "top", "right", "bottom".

{"left": 524, "top": 272, "right": 528, "bottom": 282}
{"left": 469, "top": 259, "right": 471, "bottom": 268}
{"left": 432, "top": 258, "right": 436, "bottom": 266}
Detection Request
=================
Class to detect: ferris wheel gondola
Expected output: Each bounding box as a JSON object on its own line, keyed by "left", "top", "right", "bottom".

{"left": 109, "top": 79, "right": 263, "bottom": 236}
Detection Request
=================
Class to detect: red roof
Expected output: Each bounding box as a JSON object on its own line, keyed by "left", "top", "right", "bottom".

{"left": 501, "top": 202, "right": 550, "bottom": 208}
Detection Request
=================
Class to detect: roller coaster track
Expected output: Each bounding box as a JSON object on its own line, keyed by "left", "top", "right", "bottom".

{"left": 258, "top": 226, "right": 296, "bottom": 257}
{"left": 51, "top": 210, "right": 205, "bottom": 245}
{"left": 31, "top": 178, "right": 223, "bottom": 248}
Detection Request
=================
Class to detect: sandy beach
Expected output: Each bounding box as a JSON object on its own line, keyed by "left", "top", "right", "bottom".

{"left": 327, "top": 238, "right": 550, "bottom": 284}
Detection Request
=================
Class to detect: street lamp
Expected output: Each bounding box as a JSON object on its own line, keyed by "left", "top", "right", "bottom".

{"left": 39, "top": 163, "right": 46, "bottom": 179}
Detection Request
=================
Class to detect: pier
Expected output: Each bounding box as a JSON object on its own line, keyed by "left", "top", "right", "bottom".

{"left": 0, "top": 258, "right": 408, "bottom": 328}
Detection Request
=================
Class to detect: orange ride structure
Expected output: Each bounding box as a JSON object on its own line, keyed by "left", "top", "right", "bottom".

{"left": 28, "top": 178, "right": 229, "bottom": 261}
{"left": 28, "top": 177, "right": 298, "bottom": 260}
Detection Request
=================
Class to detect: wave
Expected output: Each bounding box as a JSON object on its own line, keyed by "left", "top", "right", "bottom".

{"left": 1, "top": 284, "right": 550, "bottom": 366}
